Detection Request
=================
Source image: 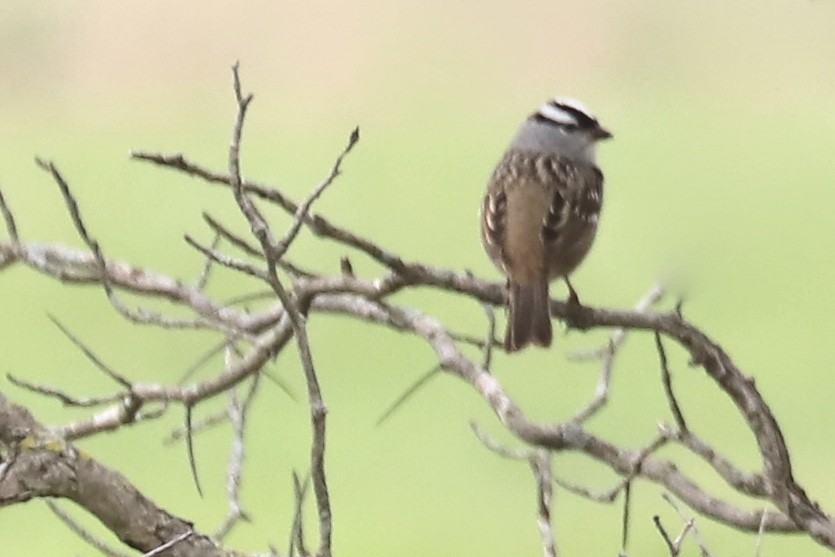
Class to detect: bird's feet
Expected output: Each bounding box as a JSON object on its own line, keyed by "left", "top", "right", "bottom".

{"left": 565, "top": 277, "right": 580, "bottom": 306}
{"left": 563, "top": 278, "right": 591, "bottom": 330}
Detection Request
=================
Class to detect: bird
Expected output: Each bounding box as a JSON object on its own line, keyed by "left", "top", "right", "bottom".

{"left": 480, "top": 97, "right": 612, "bottom": 352}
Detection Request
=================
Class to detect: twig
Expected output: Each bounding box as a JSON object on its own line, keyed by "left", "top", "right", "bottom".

{"left": 185, "top": 233, "right": 270, "bottom": 281}
{"left": 622, "top": 481, "right": 632, "bottom": 553}
{"left": 662, "top": 493, "right": 713, "bottom": 557}
{"left": 272, "top": 126, "right": 360, "bottom": 260}
{"left": 0, "top": 186, "right": 19, "bottom": 242}
{"left": 676, "top": 429, "right": 769, "bottom": 496}
{"left": 288, "top": 275, "right": 332, "bottom": 557}
{"left": 50, "top": 316, "right": 291, "bottom": 440}
{"left": 568, "top": 337, "right": 617, "bottom": 423}
{"left": 530, "top": 451, "right": 558, "bottom": 557}
{"left": 132, "top": 147, "right": 410, "bottom": 272}
{"left": 142, "top": 530, "right": 194, "bottom": 557}
{"left": 48, "top": 314, "right": 133, "bottom": 389}
{"left": 178, "top": 339, "right": 229, "bottom": 385}
{"left": 35, "top": 158, "right": 238, "bottom": 334}
{"left": 164, "top": 407, "right": 228, "bottom": 445}
{"left": 215, "top": 357, "right": 261, "bottom": 540}
{"left": 227, "top": 63, "right": 332, "bottom": 556}
{"left": 47, "top": 501, "right": 133, "bottom": 557}
{"left": 569, "top": 283, "right": 666, "bottom": 423}
{"left": 470, "top": 421, "right": 533, "bottom": 460}
{"left": 185, "top": 403, "right": 203, "bottom": 497}
{"left": 227, "top": 65, "right": 275, "bottom": 255}
{"left": 377, "top": 364, "right": 441, "bottom": 425}
{"left": 653, "top": 513, "right": 693, "bottom": 556}
{"left": 7, "top": 373, "right": 124, "bottom": 407}
{"left": 551, "top": 473, "right": 624, "bottom": 504}
{"left": 195, "top": 232, "right": 222, "bottom": 290}
{"left": 656, "top": 331, "right": 687, "bottom": 431}
{"left": 552, "top": 433, "right": 669, "bottom": 507}
{"left": 470, "top": 425, "right": 558, "bottom": 556}
{"left": 204, "top": 212, "right": 264, "bottom": 258}
{"left": 224, "top": 289, "right": 279, "bottom": 306}
{"left": 262, "top": 369, "right": 299, "bottom": 402}
{"left": 214, "top": 388, "right": 250, "bottom": 539}
{"left": 288, "top": 470, "right": 310, "bottom": 557}
{"left": 569, "top": 283, "right": 666, "bottom": 362}
{"left": 4, "top": 239, "right": 267, "bottom": 336}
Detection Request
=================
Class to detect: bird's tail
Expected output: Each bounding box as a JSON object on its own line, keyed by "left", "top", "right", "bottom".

{"left": 505, "top": 278, "right": 553, "bottom": 352}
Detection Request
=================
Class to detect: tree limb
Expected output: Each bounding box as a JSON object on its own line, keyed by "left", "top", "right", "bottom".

{"left": 0, "top": 393, "right": 242, "bottom": 557}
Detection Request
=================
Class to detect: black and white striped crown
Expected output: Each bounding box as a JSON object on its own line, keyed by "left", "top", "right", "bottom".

{"left": 532, "top": 97, "right": 601, "bottom": 130}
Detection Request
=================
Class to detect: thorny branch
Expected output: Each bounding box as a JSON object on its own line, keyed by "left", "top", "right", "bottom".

{"left": 0, "top": 65, "right": 833, "bottom": 557}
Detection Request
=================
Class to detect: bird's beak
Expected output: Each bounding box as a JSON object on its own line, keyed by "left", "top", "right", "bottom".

{"left": 592, "top": 126, "right": 613, "bottom": 140}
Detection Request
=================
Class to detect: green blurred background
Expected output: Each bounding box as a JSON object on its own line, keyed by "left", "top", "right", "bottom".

{"left": 1, "top": 1, "right": 834, "bottom": 555}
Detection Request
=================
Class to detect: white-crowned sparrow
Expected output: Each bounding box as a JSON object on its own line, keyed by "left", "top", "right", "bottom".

{"left": 480, "top": 97, "right": 612, "bottom": 352}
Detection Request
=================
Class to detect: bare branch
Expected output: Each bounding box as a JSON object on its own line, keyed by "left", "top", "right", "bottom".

{"left": 272, "top": 126, "right": 359, "bottom": 260}
{"left": 289, "top": 470, "right": 310, "bottom": 557}
{"left": 226, "top": 63, "right": 332, "bottom": 556}
{"left": 655, "top": 331, "right": 688, "bottom": 431}
{"left": 530, "top": 451, "right": 558, "bottom": 557}
{"left": 551, "top": 473, "right": 623, "bottom": 504}
{"left": 6, "top": 373, "right": 124, "bottom": 407}
{"left": 129, "top": 153, "right": 410, "bottom": 272}
{"left": 470, "top": 421, "right": 534, "bottom": 460}
{"left": 2, "top": 66, "right": 832, "bottom": 557}
{"left": 662, "top": 493, "right": 714, "bottom": 557}
{"left": 35, "top": 158, "right": 96, "bottom": 244}
{"left": 3, "top": 240, "right": 270, "bottom": 336}
{"left": 570, "top": 283, "right": 666, "bottom": 361}
{"left": 344, "top": 297, "right": 814, "bottom": 536}
{"left": 677, "top": 429, "right": 770, "bottom": 497}
{"left": 185, "top": 233, "right": 270, "bottom": 281}
{"left": 0, "top": 393, "right": 241, "bottom": 557}
{"left": 470, "top": 425, "right": 559, "bottom": 556}
{"left": 0, "top": 186, "right": 19, "bottom": 243}
{"left": 51, "top": 318, "right": 290, "bottom": 440}
{"left": 195, "top": 232, "right": 222, "bottom": 290}
{"left": 653, "top": 513, "right": 692, "bottom": 556}
{"left": 215, "top": 365, "right": 261, "bottom": 540}
{"left": 569, "top": 283, "right": 666, "bottom": 423}
{"left": 203, "top": 212, "right": 263, "bottom": 258}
